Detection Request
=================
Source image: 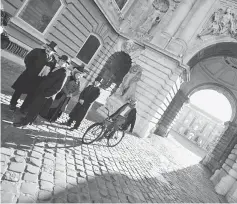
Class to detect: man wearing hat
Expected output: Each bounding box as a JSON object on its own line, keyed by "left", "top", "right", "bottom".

{"left": 41, "top": 64, "right": 86, "bottom": 122}
{"left": 62, "top": 76, "right": 102, "bottom": 130}
{"left": 10, "top": 41, "right": 57, "bottom": 112}
{"left": 13, "top": 55, "right": 71, "bottom": 127}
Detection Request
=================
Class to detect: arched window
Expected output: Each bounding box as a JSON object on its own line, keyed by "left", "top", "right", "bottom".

{"left": 16, "top": 0, "right": 64, "bottom": 34}
{"left": 76, "top": 34, "right": 101, "bottom": 64}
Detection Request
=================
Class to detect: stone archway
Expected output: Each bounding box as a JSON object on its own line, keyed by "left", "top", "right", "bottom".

{"left": 154, "top": 41, "right": 237, "bottom": 173}
{"left": 99, "top": 51, "right": 132, "bottom": 91}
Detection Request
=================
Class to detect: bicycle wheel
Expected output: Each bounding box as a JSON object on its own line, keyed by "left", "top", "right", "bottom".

{"left": 82, "top": 123, "right": 104, "bottom": 144}
{"left": 107, "top": 129, "right": 125, "bottom": 147}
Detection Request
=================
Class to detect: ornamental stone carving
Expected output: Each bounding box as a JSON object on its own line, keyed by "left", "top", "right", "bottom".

{"left": 121, "top": 39, "right": 143, "bottom": 54}
{"left": 120, "top": 0, "right": 170, "bottom": 42}
{"left": 198, "top": 7, "right": 237, "bottom": 40}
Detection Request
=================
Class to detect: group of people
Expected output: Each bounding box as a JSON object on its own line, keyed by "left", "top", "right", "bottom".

{"left": 9, "top": 40, "right": 137, "bottom": 133}
{"left": 10, "top": 41, "right": 100, "bottom": 130}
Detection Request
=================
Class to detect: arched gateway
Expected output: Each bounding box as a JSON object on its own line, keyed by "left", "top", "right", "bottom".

{"left": 154, "top": 42, "right": 237, "bottom": 175}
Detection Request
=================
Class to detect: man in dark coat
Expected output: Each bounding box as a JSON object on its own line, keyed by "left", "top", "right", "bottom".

{"left": 62, "top": 77, "right": 101, "bottom": 130}
{"left": 13, "top": 55, "right": 70, "bottom": 127}
{"left": 108, "top": 99, "right": 137, "bottom": 133}
{"left": 9, "top": 41, "right": 57, "bottom": 111}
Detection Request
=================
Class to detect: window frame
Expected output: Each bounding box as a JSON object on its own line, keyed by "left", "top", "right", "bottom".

{"left": 73, "top": 33, "right": 102, "bottom": 66}
{"left": 12, "top": 0, "right": 65, "bottom": 43}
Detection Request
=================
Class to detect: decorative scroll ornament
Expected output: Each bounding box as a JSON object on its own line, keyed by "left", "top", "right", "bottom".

{"left": 198, "top": 7, "right": 237, "bottom": 40}
{"left": 121, "top": 39, "right": 142, "bottom": 54}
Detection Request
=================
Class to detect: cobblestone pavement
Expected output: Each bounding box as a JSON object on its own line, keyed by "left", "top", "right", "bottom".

{"left": 1, "top": 93, "right": 226, "bottom": 203}
{"left": 1, "top": 57, "right": 225, "bottom": 203}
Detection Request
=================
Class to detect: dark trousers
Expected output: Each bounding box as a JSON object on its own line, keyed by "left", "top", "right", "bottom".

{"left": 20, "top": 92, "right": 36, "bottom": 111}
{"left": 10, "top": 90, "right": 22, "bottom": 107}
{"left": 25, "top": 94, "right": 47, "bottom": 123}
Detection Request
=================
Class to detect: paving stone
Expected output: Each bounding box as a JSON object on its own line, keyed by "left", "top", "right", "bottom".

{"left": 1, "top": 154, "right": 10, "bottom": 163}
{"left": 1, "top": 191, "right": 16, "bottom": 203}
{"left": 53, "top": 186, "right": 66, "bottom": 195}
{"left": 4, "top": 170, "right": 21, "bottom": 182}
{"left": 44, "top": 153, "right": 55, "bottom": 161}
{"left": 27, "top": 164, "right": 40, "bottom": 174}
{"left": 1, "top": 147, "right": 13, "bottom": 156}
{"left": 52, "top": 197, "right": 66, "bottom": 203}
{"left": 23, "top": 172, "right": 38, "bottom": 183}
{"left": 8, "top": 161, "right": 26, "bottom": 173}
{"left": 78, "top": 193, "right": 91, "bottom": 203}
{"left": 33, "top": 147, "right": 44, "bottom": 154}
{"left": 38, "top": 190, "right": 53, "bottom": 202}
{"left": 54, "top": 178, "right": 67, "bottom": 187}
{"left": 21, "top": 182, "right": 38, "bottom": 196}
{"left": 18, "top": 194, "right": 36, "bottom": 203}
{"left": 16, "top": 150, "right": 27, "bottom": 157}
{"left": 1, "top": 162, "right": 8, "bottom": 174}
{"left": 42, "top": 165, "right": 54, "bottom": 174}
{"left": 55, "top": 163, "right": 66, "bottom": 172}
{"left": 40, "top": 180, "right": 54, "bottom": 191}
{"left": 43, "top": 158, "right": 54, "bottom": 166}
{"left": 1, "top": 181, "right": 18, "bottom": 193}
{"left": 67, "top": 169, "right": 77, "bottom": 178}
{"left": 14, "top": 156, "right": 25, "bottom": 163}
{"left": 31, "top": 151, "right": 42, "bottom": 159}
{"left": 30, "top": 158, "right": 42, "bottom": 167}
{"left": 40, "top": 172, "right": 54, "bottom": 183}
{"left": 67, "top": 176, "right": 77, "bottom": 185}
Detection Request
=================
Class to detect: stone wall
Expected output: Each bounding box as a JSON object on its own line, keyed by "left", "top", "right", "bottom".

{"left": 210, "top": 143, "right": 237, "bottom": 202}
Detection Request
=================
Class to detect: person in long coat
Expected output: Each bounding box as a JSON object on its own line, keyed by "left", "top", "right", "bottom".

{"left": 41, "top": 66, "right": 85, "bottom": 122}
{"left": 62, "top": 77, "right": 102, "bottom": 130}
{"left": 9, "top": 41, "right": 57, "bottom": 111}
{"left": 13, "top": 55, "right": 70, "bottom": 127}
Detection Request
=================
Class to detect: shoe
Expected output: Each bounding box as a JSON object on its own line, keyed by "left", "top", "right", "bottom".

{"left": 9, "top": 104, "right": 16, "bottom": 111}
{"left": 13, "top": 119, "right": 29, "bottom": 127}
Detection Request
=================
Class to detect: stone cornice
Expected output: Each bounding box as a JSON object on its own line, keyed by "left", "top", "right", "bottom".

{"left": 93, "top": 0, "right": 189, "bottom": 72}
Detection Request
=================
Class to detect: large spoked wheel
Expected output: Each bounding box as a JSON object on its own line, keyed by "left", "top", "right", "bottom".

{"left": 107, "top": 129, "right": 125, "bottom": 147}
{"left": 82, "top": 123, "right": 104, "bottom": 144}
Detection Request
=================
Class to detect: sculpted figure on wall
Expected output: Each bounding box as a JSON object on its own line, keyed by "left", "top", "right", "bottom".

{"left": 198, "top": 7, "right": 237, "bottom": 40}
{"left": 114, "top": 64, "right": 143, "bottom": 102}
{"left": 120, "top": 0, "right": 169, "bottom": 41}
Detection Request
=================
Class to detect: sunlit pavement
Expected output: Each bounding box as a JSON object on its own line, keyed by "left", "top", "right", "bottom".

{"left": 1, "top": 57, "right": 226, "bottom": 203}
{"left": 0, "top": 93, "right": 226, "bottom": 203}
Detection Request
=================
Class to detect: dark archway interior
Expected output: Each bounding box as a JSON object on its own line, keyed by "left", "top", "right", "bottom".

{"left": 99, "top": 51, "right": 132, "bottom": 89}
{"left": 188, "top": 42, "right": 237, "bottom": 68}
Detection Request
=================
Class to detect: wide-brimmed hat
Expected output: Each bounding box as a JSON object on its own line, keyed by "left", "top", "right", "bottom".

{"left": 58, "top": 55, "right": 71, "bottom": 64}
{"left": 46, "top": 41, "right": 57, "bottom": 52}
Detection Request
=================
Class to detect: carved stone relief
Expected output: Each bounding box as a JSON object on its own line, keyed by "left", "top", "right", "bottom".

{"left": 198, "top": 7, "right": 237, "bottom": 40}
{"left": 120, "top": 0, "right": 173, "bottom": 42}
{"left": 121, "top": 39, "right": 144, "bottom": 54}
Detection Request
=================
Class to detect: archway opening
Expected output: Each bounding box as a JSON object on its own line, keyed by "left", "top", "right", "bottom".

{"left": 172, "top": 89, "right": 232, "bottom": 155}
{"left": 99, "top": 51, "right": 132, "bottom": 91}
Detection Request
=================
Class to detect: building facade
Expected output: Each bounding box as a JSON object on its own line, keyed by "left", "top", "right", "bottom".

{"left": 172, "top": 103, "right": 225, "bottom": 152}
{"left": 2, "top": 0, "right": 237, "bottom": 200}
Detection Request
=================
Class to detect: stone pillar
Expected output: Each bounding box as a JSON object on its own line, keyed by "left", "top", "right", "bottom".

{"left": 202, "top": 122, "right": 237, "bottom": 173}
{"left": 166, "top": 0, "right": 216, "bottom": 55}
{"left": 163, "top": 0, "right": 196, "bottom": 38}
{"left": 151, "top": 0, "right": 196, "bottom": 47}
{"left": 210, "top": 144, "right": 237, "bottom": 201}
{"left": 154, "top": 90, "right": 188, "bottom": 137}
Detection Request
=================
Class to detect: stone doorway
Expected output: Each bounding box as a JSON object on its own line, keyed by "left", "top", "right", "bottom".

{"left": 99, "top": 51, "right": 132, "bottom": 92}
